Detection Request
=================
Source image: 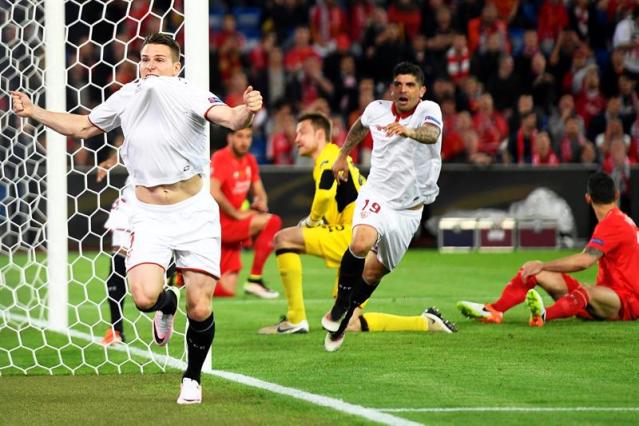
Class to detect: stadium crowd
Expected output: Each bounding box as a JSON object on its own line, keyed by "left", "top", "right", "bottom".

{"left": 53, "top": 0, "right": 639, "bottom": 194}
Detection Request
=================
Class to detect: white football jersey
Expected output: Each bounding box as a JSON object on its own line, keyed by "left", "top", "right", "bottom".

{"left": 89, "top": 76, "right": 225, "bottom": 187}
{"left": 360, "top": 99, "right": 443, "bottom": 209}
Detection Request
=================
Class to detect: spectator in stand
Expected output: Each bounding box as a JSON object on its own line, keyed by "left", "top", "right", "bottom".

{"left": 617, "top": 74, "right": 638, "bottom": 130}
{"left": 603, "top": 136, "right": 632, "bottom": 214}
{"left": 530, "top": 52, "right": 556, "bottom": 116}
{"left": 561, "top": 43, "right": 595, "bottom": 95}
{"left": 613, "top": 8, "right": 639, "bottom": 79}
{"left": 548, "top": 94, "right": 585, "bottom": 144}
{"left": 446, "top": 33, "right": 470, "bottom": 85}
{"left": 348, "top": 0, "right": 376, "bottom": 45}
{"left": 508, "top": 93, "right": 535, "bottom": 132}
{"left": 492, "top": 0, "right": 523, "bottom": 25}
{"left": 462, "top": 128, "right": 493, "bottom": 166}
{"left": 470, "top": 32, "right": 503, "bottom": 87}
{"left": 514, "top": 30, "right": 540, "bottom": 86}
{"left": 575, "top": 65, "right": 607, "bottom": 130}
{"left": 369, "top": 22, "right": 408, "bottom": 84}
{"left": 267, "top": 102, "right": 296, "bottom": 165}
{"left": 589, "top": 96, "right": 623, "bottom": 142}
{"left": 441, "top": 96, "right": 466, "bottom": 162}
{"left": 388, "top": 0, "right": 422, "bottom": 40}
{"left": 579, "top": 140, "right": 598, "bottom": 164}
{"left": 467, "top": 3, "right": 509, "bottom": 55}
{"left": 224, "top": 72, "right": 249, "bottom": 107}
{"left": 595, "top": 118, "right": 631, "bottom": 161}
{"left": 213, "top": 14, "right": 245, "bottom": 87}
{"left": 556, "top": 115, "right": 590, "bottom": 163}
{"left": 629, "top": 116, "right": 639, "bottom": 163}
{"left": 249, "top": 32, "right": 277, "bottom": 78}
{"left": 323, "top": 34, "right": 353, "bottom": 87}
{"left": 310, "top": 0, "right": 348, "bottom": 54}
{"left": 288, "top": 55, "right": 334, "bottom": 111}
{"left": 425, "top": 5, "right": 456, "bottom": 80}
{"left": 361, "top": 7, "right": 389, "bottom": 74}
{"left": 460, "top": 75, "right": 483, "bottom": 113}
{"left": 533, "top": 130, "right": 560, "bottom": 166}
{"left": 410, "top": 33, "right": 439, "bottom": 89}
{"left": 548, "top": 30, "right": 582, "bottom": 91}
{"left": 472, "top": 93, "right": 509, "bottom": 160}
{"left": 285, "top": 26, "right": 320, "bottom": 73}
{"left": 507, "top": 110, "right": 538, "bottom": 164}
{"left": 332, "top": 53, "right": 359, "bottom": 118}
{"left": 537, "top": 0, "right": 569, "bottom": 55}
{"left": 601, "top": 48, "right": 626, "bottom": 98}
{"left": 487, "top": 55, "right": 521, "bottom": 117}
{"left": 261, "top": 0, "right": 309, "bottom": 46}
{"left": 257, "top": 47, "right": 286, "bottom": 108}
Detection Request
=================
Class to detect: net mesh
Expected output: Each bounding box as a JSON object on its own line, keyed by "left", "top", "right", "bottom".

{"left": 1, "top": 0, "right": 192, "bottom": 375}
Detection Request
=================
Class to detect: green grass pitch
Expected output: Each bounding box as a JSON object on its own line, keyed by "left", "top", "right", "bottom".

{"left": 1, "top": 249, "right": 639, "bottom": 425}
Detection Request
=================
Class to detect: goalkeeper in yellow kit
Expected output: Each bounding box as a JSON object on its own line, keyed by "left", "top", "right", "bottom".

{"left": 258, "top": 112, "right": 456, "bottom": 334}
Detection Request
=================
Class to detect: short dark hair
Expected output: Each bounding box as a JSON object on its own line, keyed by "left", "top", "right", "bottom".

{"left": 393, "top": 62, "right": 425, "bottom": 86}
{"left": 142, "top": 33, "right": 181, "bottom": 62}
{"left": 587, "top": 172, "right": 616, "bottom": 204}
{"left": 298, "top": 112, "right": 332, "bottom": 140}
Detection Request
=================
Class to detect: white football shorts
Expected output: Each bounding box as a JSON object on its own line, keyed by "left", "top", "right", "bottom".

{"left": 352, "top": 185, "right": 422, "bottom": 271}
{"left": 105, "top": 194, "right": 134, "bottom": 250}
{"left": 127, "top": 185, "right": 221, "bottom": 279}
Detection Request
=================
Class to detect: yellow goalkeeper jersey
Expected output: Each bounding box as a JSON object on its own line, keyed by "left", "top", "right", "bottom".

{"left": 309, "top": 143, "right": 365, "bottom": 226}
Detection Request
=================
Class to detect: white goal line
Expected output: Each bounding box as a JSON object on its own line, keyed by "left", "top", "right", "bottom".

{"left": 3, "top": 312, "right": 421, "bottom": 426}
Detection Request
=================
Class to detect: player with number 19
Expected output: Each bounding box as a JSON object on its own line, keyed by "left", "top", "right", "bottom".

{"left": 321, "top": 62, "right": 456, "bottom": 351}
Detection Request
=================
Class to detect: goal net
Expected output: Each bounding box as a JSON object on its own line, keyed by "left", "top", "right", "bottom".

{"left": 0, "top": 0, "right": 209, "bottom": 375}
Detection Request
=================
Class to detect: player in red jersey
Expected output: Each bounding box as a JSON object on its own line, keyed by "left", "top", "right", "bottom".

{"left": 458, "top": 172, "right": 639, "bottom": 326}
{"left": 210, "top": 128, "right": 281, "bottom": 298}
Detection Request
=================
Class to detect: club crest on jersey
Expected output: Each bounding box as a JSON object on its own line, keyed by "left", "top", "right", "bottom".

{"left": 361, "top": 210, "right": 369, "bottom": 219}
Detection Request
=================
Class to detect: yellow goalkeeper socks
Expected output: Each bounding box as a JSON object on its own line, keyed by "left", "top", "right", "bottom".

{"left": 275, "top": 250, "right": 306, "bottom": 324}
{"left": 360, "top": 312, "right": 428, "bottom": 332}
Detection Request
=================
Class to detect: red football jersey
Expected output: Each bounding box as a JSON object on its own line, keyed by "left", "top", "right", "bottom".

{"left": 586, "top": 208, "right": 639, "bottom": 297}
{"left": 210, "top": 147, "right": 259, "bottom": 220}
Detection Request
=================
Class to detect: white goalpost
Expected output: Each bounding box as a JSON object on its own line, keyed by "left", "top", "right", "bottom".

{"left": 1, "top": 0, "right": 211, "bottom": 375}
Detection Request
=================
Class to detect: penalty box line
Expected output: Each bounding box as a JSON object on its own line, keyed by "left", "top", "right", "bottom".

{"left": 378, "top": 407, "right": 639, "bottom": 413}
{"left": 4, "top": 312, "right": 422, "bottom": 426}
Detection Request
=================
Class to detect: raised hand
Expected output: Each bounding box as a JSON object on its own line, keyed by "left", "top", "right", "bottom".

{"left": 243, "top": 85, "right": 263, "bottom": 113}
{"left": 10, "top": 91, "right": 34, "bottom": 118}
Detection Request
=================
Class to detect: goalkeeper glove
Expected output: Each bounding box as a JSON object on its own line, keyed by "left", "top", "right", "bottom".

{"left": 299, "top": 216, "right": 323, "bottom": 228}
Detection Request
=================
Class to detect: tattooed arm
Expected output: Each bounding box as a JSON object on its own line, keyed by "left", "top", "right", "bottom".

{"left": 520, "top": 247, "right": 602, "bottom": 280}
{"left": 332, "top": 118, "right": 368, "bottom": 182}
{"left": 384, "top": 122, "right": 441, "bottom": 145}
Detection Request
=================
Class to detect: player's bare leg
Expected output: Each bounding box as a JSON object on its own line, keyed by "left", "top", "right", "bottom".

{"left": 178, "top": 270, "right": 216, "bottom": 404}
{"left": 128, "top": 264, "right": 179, "bottom": 345}
{"left": 244, "top": 212, "right": 281, "bottom": 299}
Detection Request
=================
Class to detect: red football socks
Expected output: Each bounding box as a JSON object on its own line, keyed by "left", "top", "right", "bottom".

{"left": 491, "top": 271, "right": 538, "bottom": 312}
{"left": 546, "top": 286, "right": 590, "bottom": 321}
{"left": 250, "top": 214, "right": 282, "bottom": 276}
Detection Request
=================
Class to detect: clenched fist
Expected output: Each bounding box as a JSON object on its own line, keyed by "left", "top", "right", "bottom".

{"left": 243, "top": 85, "right": 263, "bottom": 113}
{"left": 10, "top": 91, "right": 34, "bottom": 118}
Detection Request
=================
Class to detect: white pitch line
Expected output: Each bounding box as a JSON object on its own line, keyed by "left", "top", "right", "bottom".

{"left": 379, "top": 407, "right": 639, "bottom": 413}
{"left": 3, "top": 312, "right": 421, "bottom": 426}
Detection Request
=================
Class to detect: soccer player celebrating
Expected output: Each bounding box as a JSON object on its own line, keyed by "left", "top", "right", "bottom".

{"left": 458, "top": 172, "right": 639, "bottom": 326}
{"left": 320, "top": 62, "right": 457, "bottom": 351}
{"left": 259, "top": 112, "right": 455, "bottom": 336}
{"left": 210, "top": 127, "right": 281, "bottom": 298}
{"left": 11, "top": 33, "right": 263, "bottom": 404}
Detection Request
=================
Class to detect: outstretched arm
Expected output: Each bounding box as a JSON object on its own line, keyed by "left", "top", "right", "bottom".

{"left": 384, "top": 122, "right": 441, "bottom": 145}
{"left": 520, "top": 247, "right": 602, "bottom": 280}
{"left": 332, "top": 118, "right": 368, "bottom": 182}
{"left": 11, "top": 91, "right": 103, "bottom": 139}
{"left": 206, "top": 86, "right": 263, "bottom": 130}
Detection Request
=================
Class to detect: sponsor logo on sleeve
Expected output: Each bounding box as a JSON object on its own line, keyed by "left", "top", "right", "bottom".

{"left": 590, "top": 237, "right": 604, "bottom": 246}
{"left": 208, "top": 95, "right": 222, "bottom": 104}
{"left": 424, "top": 115, "right": 441, "bottom": 126}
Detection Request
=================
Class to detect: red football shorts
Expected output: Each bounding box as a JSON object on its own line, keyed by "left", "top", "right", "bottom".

{"left": 562, "top": 273, "right": 639, "bottom": 321}
{"left": 220, "top": 216, "right": 252, "bottom": 244}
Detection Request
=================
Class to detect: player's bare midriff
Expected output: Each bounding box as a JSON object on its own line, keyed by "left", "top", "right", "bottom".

{"left": 135, "top": 174, "right": 202, "bottom": 205}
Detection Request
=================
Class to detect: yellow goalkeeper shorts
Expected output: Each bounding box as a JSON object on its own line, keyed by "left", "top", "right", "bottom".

{"left": 303, "top": 224, "right": 351, "bottom": 269}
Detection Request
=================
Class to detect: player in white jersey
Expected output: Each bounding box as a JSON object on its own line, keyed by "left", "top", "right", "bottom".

{"left": 11, "top": 33, "right": 263, "bottom": 404}
{"left": 320, "top": 62, "right": 454, "bottom": 351}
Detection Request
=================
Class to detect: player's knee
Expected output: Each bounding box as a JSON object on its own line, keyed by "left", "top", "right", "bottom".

{"left": 349, "top": 240, "right": 371, "bottom": 257}
{"left": 186, "top": 303, "right": 211, "bottom": 321}
{"left": 273, "top": 227, "right": 294, "bottom": 249}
